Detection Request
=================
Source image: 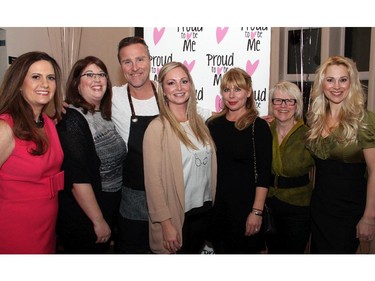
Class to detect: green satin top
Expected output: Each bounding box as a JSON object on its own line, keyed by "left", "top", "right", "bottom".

{"left": 268, "top": 119, "right": 315, "bottom": 206}
{"left": 305, "top": 110, "right": 375, "bottom": 163}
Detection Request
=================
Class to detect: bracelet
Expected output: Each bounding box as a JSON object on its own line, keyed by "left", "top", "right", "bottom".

{"left": 361, "top": 219, "right": 375, "bottom": 226}
{"left": 360, "top": 216, "right": 375, "bottom": 225}
{"left": 252, "top": 210, "right": 263, "bottom": 216}
{"left": 252, "top": 207, "right": 263, "bottom": 212}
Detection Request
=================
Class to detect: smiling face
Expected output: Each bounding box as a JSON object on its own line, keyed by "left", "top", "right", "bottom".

{"left": 322, "top": 64, "right": 350, "bottom": 105}
{"left": 162, "top": 66, "right": 191, "bottom": 109}
{"left": 20, "top": 60, "right": 56, "bottom": 116}
{"left": 271, "top": 90, "right": 296, "bottom": 123}
{"left": 119, "top": 43, "right": 151, "bottom": 89}
{"left": 78, "top": 63, "right": 107, "bottom": 109}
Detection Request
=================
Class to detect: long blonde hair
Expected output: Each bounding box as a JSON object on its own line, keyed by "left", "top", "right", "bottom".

{"left": 208, "top": 67, "right": 258, "bottom": 130}
{"left": 306, "top": 56, "right": 366, "bottom": 145}
{"left": 157, "top": 61, "right": 214, "bottom": 150}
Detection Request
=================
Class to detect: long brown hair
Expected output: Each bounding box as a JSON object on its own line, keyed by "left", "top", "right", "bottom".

{"left": 0, "top": 51, "right": 63, "bottom": 155}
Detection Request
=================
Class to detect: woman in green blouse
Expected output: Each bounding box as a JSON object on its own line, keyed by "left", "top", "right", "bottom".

{"left": 266, "top": 81, "right": 315, "bottom": 253}
{"left": 306, "top": 56, "right": 375, "bottom": 253}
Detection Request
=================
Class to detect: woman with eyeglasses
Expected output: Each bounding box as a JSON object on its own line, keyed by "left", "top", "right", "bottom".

{"left": 265, "top": 80, "right": 315, "bottom": 254}
{"left": 306, "top": 56, "right": 375, "bottom": 253}
{"left": 56, "top": 56, "right": 127, "bottom": 253}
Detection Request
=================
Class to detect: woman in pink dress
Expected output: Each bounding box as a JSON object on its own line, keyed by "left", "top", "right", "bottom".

{"left": 0, "top": 51, "right": 64, "bottom": 254}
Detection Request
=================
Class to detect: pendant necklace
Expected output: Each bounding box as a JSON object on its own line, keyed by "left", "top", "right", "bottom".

{"left": 35, "top": 113, "right": 44, "bottom": 128}
{"left": 127, "top": 82, "right": 158, "bottom": 123}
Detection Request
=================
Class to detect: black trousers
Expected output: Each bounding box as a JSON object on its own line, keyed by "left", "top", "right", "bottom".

{"left": 177, "top": 201, "right": 213, "bottom": 254}
{"left": 117, "top": 215, "right": 151, "bottom": 254}
{"left": 57, "top": 190, "right": 120, "bottom": 254}
{"left": 265, "top": 197, "right": 311, "bottom": 254}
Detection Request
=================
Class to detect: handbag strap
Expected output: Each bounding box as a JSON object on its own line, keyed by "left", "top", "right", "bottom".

{"left": 252, "top": 117, "right": 258, "bottom": 184}
{"left": 252, "top": 117, "right": 270, "bottom": 213}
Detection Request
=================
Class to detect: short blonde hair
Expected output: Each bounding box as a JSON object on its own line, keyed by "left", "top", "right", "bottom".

{"left": 269, "top": 80, "right": 303, "bottom": 120}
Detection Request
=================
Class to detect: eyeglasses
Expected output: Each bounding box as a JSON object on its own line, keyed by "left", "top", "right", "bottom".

{"left": 81, "top": 73, "right": 108, "bottom": 80}
{"left": 271, "top": 98, "right": 297, "bottom": 106}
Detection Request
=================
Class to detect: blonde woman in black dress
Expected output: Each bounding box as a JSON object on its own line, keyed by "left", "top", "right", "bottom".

{"left": 207, "top": 67, "right": 272, "bottom": 253}
{"left": 306, "top": 56, "right": 375, "bottom": 253}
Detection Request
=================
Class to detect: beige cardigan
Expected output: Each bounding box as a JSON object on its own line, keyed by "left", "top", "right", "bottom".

{"left": 143, "top": 117, "right": 217, "bottom": 254}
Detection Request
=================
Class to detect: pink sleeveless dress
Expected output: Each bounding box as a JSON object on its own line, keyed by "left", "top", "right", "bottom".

{"left": 0, "top": 114, "right": 64, "bottom": 253}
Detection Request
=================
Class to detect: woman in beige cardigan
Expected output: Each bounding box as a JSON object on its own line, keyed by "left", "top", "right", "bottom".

{"left": 143, "top": 62, "right": 217, "bottom": 254}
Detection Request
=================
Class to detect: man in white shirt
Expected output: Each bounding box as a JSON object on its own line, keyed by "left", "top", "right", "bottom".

{"left": 112, "top": 36, "right": 211, "bottom": 253}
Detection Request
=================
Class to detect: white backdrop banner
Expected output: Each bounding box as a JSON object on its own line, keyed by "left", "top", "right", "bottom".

{"left": 144, "top": 27, "right": 271, "bottom": 116}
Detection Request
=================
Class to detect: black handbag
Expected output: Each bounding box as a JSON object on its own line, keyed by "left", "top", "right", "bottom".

{"left": 261, "top": 204, "right": 277, "bottom": 235}
{"left": 251, "top": 118, "right": 277, "bottom": 235}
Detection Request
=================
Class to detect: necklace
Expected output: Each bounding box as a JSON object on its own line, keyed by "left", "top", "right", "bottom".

{"left": 279, "top": 132, "right": 286, "bottom": 139}
{"left": 276, "top": 128, "right": 288, "bottom": 139}
{"left": 276, "top": 120, "right": 296, "bottom": 140}
{"left": 127, "top": 82, "right": 158, "bottom": 123}
{"left": 35, "top": 113, "right": 44, "bottom": 128}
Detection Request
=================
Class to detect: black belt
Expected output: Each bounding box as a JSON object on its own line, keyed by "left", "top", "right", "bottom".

{"left": 270, "top": 174, "right": 310, "bottom": 189}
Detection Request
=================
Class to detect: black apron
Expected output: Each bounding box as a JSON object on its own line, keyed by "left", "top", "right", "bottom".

{"left": 119, "top": 82, "right": 159, "bottom": 221}
{"left": 122, "top": 114, "right": 158, "bottom": 190}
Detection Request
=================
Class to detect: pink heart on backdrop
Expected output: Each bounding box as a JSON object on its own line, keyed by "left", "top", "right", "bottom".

{"left": 153, "top": 27, "right": 165, "bottom": 45}
{"left": 246, "top": 59, "right": 259, "bottom": 76}
{"left": 183, "top": 60, "right": 195, "bottom": 72}
{"left": 215, "top": 95, "right": 223, "bottom": 112}
{"left": 251, "top": 31, "right": 256, "bottom": 40}
{"left": 217, "top": 66, "right": 223, "bottom": 74}
{"left": 216, "top": 27, "right": 229, "bottom": 44}
{"left": 187, "top": 32, "right": 192, "bottom": 40}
